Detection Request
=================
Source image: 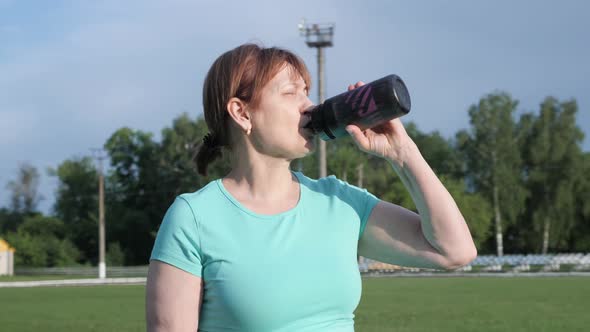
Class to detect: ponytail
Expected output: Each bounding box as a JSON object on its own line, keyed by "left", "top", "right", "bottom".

{"left": 195, "top": 133, "right": 223, "bottom": 176}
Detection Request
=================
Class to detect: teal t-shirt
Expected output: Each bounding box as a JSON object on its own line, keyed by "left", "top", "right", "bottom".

{"left": 150, "top": 171, "right": 380, "bottom": 332}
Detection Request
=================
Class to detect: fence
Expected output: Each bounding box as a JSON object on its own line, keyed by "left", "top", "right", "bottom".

{"left": 15, "top": 265, "right": 149, "bottom": 277}
{"left": 12, "top": 253, "right": 590, "bottom": 277}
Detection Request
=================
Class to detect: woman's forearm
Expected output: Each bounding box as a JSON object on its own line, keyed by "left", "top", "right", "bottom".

{"left": 388, "top": 140, "right": 477, "bottom": 266}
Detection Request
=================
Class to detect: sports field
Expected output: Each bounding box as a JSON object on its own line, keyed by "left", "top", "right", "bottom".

{"left": 0, "top": 277, "right": 588, "bottom": 331}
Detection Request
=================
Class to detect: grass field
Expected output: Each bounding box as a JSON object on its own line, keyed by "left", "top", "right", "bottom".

{"left": 0, "top": 277, "right": 588, "bottom": 331}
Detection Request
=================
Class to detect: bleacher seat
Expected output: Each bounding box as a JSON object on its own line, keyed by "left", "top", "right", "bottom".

{"left": 358, "top": 253, "right": 590, "bottom": 273}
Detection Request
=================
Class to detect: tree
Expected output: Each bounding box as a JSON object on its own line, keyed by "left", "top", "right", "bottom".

{"left": 106, "top": 242, "right": 125, "bottom": 266}
{"left": 406, "top": 122, "right": 464, "bottom": 179}
{"left": 0, "top": 207, "right": 24, "bottom": 234}
{"left": 439, "top": 176, "right": 492, "bottom": 250}
{"left": 458, "top": 92, "right": 527, "bottom": 256}
{"left": 104, "top": 127, "right": 161, "bottom": 265}
{"left": 103, "top": 115, "right": 231, "bottom": 265}
{"left": 326, "top": 135, "right": 366, "bottom": 184}
{"left": 49, "top": 157, "right": 99, "bottom": 263}
{"left": 357, "top": 144, "right": 415, "bottom": 210}
{"left": 18, "top": 215, "right": 66, "bottom": 238}
{"left": 6, "top": 163, "right": 42, "bottom": 215}
{"left": 519, "top": 98, "right": 584, "bottom": 253}
{"left": 4, "top": 215, "right": 80, "bottom": 267}
{"left": 159, "top": 114, "right": 228, "bottom": 193}
{"left": 570, "top": 152, "right": 590, "bottom": 251}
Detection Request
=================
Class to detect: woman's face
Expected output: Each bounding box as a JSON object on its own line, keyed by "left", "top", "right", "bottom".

{"left": 248, "top": 65, "right": 315, "bottom": 160}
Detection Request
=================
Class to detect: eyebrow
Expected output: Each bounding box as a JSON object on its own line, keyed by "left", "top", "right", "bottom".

{"left": 281, "top": 81, "right": 307, "bottom": 89}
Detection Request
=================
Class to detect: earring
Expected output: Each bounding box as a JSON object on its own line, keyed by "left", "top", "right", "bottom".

{"left": 246, "top": 127, "right": 251, "bottom": 135}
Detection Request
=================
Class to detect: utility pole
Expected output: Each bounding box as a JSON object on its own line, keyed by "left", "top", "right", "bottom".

{"left": 357, "top": 163, "right": 364, "bottom": 188}
{"left": 91, "top": 148, "right": 107, "bottom": 279}
{"left": 356, "top": 163, "right": 364, "bottom": 266}
{"left": 299, "top": 19, "right": 334, "bottom": 178}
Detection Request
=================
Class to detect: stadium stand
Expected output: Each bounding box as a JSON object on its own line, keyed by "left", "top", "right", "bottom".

{"left": 358, "top": 253, "right": 590, "bottom": 273}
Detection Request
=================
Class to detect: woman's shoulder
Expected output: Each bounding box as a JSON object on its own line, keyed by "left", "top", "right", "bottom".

{"left": 295, "top": 171, "right": 355, "bottom": 194}
{"left": 176, "top": 178, "right": 223, "bottom": 208}
{"left": 296, "top": 172, "right": 379, "bottom": 222}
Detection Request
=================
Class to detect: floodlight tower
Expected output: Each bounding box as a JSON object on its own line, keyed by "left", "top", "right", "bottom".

{"left": 299, "top": 19, "right": 334, "bottom": 178}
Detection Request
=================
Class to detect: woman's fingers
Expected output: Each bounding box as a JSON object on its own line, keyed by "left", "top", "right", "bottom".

{"left": 347, "top": 81, "right": 366, "bottom": 91}
{"left": 346, "top": 125, "right": 370, "bottom": 151}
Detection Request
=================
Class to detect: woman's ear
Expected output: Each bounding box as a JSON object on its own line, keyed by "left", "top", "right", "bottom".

{"left": 226, "top": 97, "right": 251, "bottom": 133}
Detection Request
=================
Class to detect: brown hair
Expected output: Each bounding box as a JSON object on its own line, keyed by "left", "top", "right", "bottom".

{"left": 195, "top": 43, "right": 311, "bottom": 176}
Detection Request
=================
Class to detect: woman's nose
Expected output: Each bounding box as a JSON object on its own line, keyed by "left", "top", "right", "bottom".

{"left": 301, "top": 96, "right": 314, "bottom": 112}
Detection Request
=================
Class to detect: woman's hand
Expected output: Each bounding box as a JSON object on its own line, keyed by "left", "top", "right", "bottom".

{"left": 345, "top": 81, "right": 415, "bottom": 166}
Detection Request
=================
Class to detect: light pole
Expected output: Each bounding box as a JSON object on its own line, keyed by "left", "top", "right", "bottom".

{"left": 91, "top": 148, "right": 107, "bottom": 279}
{"left": 299, "top": 20, "right": 334, "bottom": 178}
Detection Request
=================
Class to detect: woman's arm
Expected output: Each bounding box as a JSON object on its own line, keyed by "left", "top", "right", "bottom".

{"left": 358, "top": 140, "right": 477, "bottom": 270}
{"left": 146, "top": 260, "right": 203, "bottom": 331}
{"left": 345, "top": 81, "right": 476, "bottom": 270}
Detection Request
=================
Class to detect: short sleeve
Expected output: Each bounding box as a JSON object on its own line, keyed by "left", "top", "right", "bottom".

{"left": 331, "top": 176, "right": 380, "bottom": 240}
{"left": 150, "top": 196, "right": 203, "bottom": 277}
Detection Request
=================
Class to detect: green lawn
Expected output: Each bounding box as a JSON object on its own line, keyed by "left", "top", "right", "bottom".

{"left": 0, "top": 277, "right": 588, "bottom": 331}
{"left": 355, "top": 277, "right": 590, "bottom": 332}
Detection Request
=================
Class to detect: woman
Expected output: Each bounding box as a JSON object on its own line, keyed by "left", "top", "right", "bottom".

{"left": 146, "top": 43, "right": 477, "bottom": 331}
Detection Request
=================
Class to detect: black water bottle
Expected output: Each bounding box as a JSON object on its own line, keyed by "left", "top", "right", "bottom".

{"left": 304, "top": 74, "right": 411, "bottom": 141}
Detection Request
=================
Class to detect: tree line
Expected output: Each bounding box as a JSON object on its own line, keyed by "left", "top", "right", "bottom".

{"left": 1, "top": 92, "right": 588, "bottom": 267}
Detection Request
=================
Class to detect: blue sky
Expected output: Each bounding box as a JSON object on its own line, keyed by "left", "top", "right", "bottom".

{"left": 1, "top": 0, "right": 589, "bottom": 213}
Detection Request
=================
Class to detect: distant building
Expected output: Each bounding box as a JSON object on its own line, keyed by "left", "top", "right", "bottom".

{"left": 0, "top": 238, "right": 15, "bottom": 276}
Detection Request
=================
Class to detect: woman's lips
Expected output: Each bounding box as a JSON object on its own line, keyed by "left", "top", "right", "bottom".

{"left": 299, "top": 126, "right": 315, "bottom": 139}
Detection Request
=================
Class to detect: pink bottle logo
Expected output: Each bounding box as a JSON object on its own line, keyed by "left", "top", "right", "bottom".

{"left": 345, "top": 85, "right": 377, "bottom": 116}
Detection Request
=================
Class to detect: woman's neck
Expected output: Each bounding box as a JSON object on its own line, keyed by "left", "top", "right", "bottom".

{"left": 224, "top": 156, "right": 298, "bottom": 203}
